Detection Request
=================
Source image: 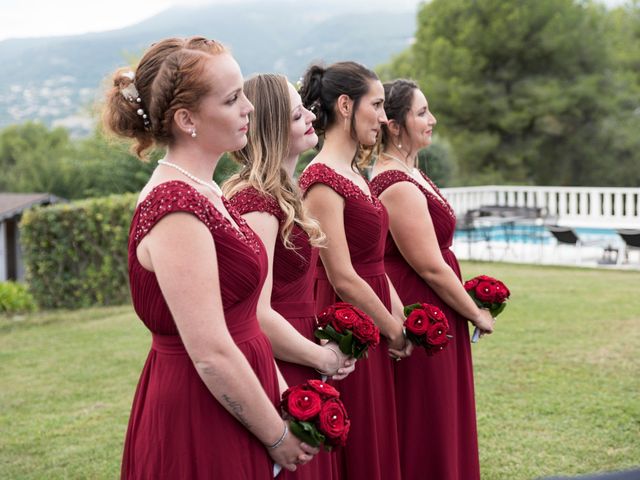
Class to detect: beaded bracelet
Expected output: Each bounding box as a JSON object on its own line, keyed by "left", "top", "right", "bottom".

{"left": 266, "top": 423, "right": 288, "bottom": 450}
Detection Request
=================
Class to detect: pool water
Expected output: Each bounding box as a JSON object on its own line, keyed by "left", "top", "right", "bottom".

{"left": 454, "top": 224, "right": 621, "bottom": 246}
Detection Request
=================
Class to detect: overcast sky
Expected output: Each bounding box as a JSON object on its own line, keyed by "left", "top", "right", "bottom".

{"left": 0, "top": 0, "right": 631, "bottom": 42}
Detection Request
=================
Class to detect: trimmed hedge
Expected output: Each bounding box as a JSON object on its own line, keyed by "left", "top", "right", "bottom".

{"left": 0, "top": 281, "right": 37, "bottom": 315}
{"left": 20, "top": 193, "right": 137, "bottom": 309}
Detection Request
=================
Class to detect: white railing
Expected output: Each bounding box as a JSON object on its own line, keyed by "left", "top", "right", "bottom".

{"left": 440, "top": 185, "right": 640, "bottom": 228}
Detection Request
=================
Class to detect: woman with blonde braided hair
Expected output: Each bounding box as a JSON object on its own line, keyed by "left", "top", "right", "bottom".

{"left": 104, "top": 37, "right": 318, "bottom": 478}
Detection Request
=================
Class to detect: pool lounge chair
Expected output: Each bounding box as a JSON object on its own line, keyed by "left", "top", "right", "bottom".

{"left": 545, "top": 225, "right": 606, "bottom": 264}
{"left": 616, "top": 229, "right": 640, "bottom": 264}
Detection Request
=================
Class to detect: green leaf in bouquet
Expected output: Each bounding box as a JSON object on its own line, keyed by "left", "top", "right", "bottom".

{"left": 289, "top": 420, "right": 325, "bottom": 448}
{"left": 314, "top": 329, "right": 333, "bottom": 342}
{"left": 338, "top": 330, "right": 354, "bottom": 356}
{"left": 469, "top": 295, "right": 484, "bottom": 309}
{"left": 315, "top": 324, "right": 341, "bottom": 344}
{"left": 403, "top": 303, "right": 422, "bottom": 317}
{"left": 352, "top": 342, "right": 368, "bottom": 360}
{"left": 405, "top": 330, "right": 422, "bottom": 347}
{"left": 491, "top": 302, "right": 507, "bottom": 317}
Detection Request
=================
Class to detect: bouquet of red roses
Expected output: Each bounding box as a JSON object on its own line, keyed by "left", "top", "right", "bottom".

{"left": 315, "top": 302, "right": 380, "bottom": 359}
{"left": 281, "top": 379, "right": 351, "bottom": 450}
{"left": 464, "top": 275, "right": 510, "bottom": 343}
{"left": 273, "top": 379, "right": 350, "bottom": 476}
{"left": 403, "top": 303, "right": 452, "bottom": 355}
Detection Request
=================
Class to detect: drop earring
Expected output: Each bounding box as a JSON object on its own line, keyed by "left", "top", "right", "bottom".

{"left": 190, "top": 128, "right": 197, "bottom": 138}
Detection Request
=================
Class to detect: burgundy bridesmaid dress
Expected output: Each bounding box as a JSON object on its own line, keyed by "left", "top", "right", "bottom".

{"left": 299, "top": 163, "right": 402, "bottom": 480}
{"left": 122, "top": 181, "right": 278, "bottom": 479}
{"left": 371, "top": 170, "right": 481, "bottom": 480}
{"left": 229, "top": 186, "right": 337, "bottom": 480}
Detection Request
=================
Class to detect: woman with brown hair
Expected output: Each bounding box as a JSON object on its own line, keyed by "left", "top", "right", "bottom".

{"left": 297, "top": 61, "right": 412, "bottom": 480}
{"left": 225, "top": 73, "right": 355, "bottom": 479}
{"left": 103, "top": 37, "right": 317, "bottom": 478}
{"left": 370, "top": 79, "right": 495, "bottom": 480}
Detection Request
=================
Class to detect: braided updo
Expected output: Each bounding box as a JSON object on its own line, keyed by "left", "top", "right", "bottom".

{"left": 103, "top": 36, "right": 227, "bottom": 159}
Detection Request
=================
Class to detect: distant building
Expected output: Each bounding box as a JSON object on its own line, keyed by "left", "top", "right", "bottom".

{"left": 0, "top": 193, "right": 63, "bottom": 282}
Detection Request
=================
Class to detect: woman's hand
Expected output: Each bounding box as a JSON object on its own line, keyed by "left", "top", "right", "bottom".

{"left": 317, "top": 342, "right": 357, "bottom": 380}
{"left": 267, "top": 422, "right": 320, "bottom": 471}
{"left": 387, "top": 326, "right": 413, "bottom": 360}
{"left": 472, "top": 309, "right": 495, "bottom": 337}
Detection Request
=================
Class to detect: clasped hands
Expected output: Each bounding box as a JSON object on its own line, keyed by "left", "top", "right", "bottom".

{"left": 388, "top": 325, "right": 413, "bottom": 361}
{"left": 316, "top": 342, "right": 356, "bottom": 380}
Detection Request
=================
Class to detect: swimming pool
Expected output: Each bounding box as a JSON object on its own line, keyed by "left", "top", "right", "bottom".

{"left": 454, "top": 223, "right": 621, "bottom": 246}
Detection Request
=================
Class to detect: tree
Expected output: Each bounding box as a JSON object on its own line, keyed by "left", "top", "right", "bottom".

{"left": 593, "top": 0, "right": 640, "bottom": 187}
{"left": 0, "top": 122, "right": 78, "bottom": 197}
{"left": 382, "top": 0, "right": 640, "bottom": 186}
{"left": 417, "top": 135, "right": 457, "bottom": 187}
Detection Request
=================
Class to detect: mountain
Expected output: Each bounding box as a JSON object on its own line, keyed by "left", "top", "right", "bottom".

{"left": 0, "top": 2, "right": 416, "bottom": 134}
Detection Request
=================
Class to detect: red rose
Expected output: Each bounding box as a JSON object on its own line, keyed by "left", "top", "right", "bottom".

{"left": 475, "top": 280, "right": 498, "bottom": 302}
{"left": 425, "top": 304, "right": 446, "bottom": 322}
{"left": 316, "top": 305, "right": 337, "bottom": 328}
{"left": 352, "top": 318, "right": 380, "bottom": 346}
{"left": 349, "top": 305, "right": 370, "bottom": 320}
{"left": 405, "top": 309, "right": 429, "bottom": 336}
{"left": 464, "top": 278, "right": 479, "bottom": 291}
{"left": 284, "top": 387, "right": 322, "bottom": 421}
{"left": 306, "top": 379, "right": 340, "bottom": 399}
{"left": 493, "top": 281, "right": 510, "bottom": 302}
{"left": 334, "top": 308, "right": 359, "bottom": 332}
{"left": 426, "top": 322, "right": 449, "bottom": 346}
{"left": 316, "top": 398, "right": 350, "bottom": 446}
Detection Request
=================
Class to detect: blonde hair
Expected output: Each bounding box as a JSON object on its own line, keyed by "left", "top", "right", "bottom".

{"left": 102, "top": 36, "right": 227, "bottom": 159}
{"left": 224, "top": 74, "right": 325, "bottom": 249}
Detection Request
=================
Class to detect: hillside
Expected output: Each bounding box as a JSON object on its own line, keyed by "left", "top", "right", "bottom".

{"left": 0, "top": 2, "right": 416, "bottom": 133}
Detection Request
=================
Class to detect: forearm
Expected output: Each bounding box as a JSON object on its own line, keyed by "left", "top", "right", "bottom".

{"left": 333, "top": 274, "right": 404, "bottom": 341}
{"left": 259, "top": 308, "right": 328, "bottom": 370}
{"left": 193, "top": 345, "right": 285, "bottom": 446}
{"left": 386, "top": 274, "right": 406, "bottom": 322}
{"left": 275, "top": 362, "right": 289, "bottom": 397}
{"left": 419, "top": 264, "right": 482, "bottom": 324}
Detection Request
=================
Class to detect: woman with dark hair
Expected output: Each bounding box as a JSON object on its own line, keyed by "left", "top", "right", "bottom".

{"left": 370, "top": 79, "right": 495, "bottom": 480}
{"left": 225, "top": 73, "right": 358, "bottom": 479}
{"left": 103, "top": 37, "right": 317, "bottom": 478}
{"left": 297, "top": 62, "right": 412, "bottom": 480}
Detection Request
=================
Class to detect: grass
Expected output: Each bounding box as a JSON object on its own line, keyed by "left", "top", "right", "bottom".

{"left": 464, "top": 262, "right": 640, "bottom": 479}
{"left": 1, "top": 262, "right": 639, "bottom": 479}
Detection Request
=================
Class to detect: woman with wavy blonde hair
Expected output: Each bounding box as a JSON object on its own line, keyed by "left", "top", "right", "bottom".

{"left": 225, "top": 74, "right": 355, "bottom": 479}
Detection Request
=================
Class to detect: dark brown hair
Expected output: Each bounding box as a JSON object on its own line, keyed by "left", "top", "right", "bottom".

{"left": 299, "top": 61, "right": 379, "bottom": 171}
{"left": 381, "top": 79, "right": 420, "bottom": 150}
{"left": 102, "top": 36, "right": 227, "bottom": 159}
{"left": 299, "top": 61, "right": 378, "bottom": 141}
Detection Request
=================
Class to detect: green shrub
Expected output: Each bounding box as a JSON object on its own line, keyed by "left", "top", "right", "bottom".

{"left": 20, "top": 193, "right": 137, "bottom": 309}
{"left": 0, "top": 281, "right": 37, "bottom": 315}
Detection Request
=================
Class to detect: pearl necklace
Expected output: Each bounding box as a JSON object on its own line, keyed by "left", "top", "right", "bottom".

{"left": 158, "top": 159, "right": 223, "bottom": 196}
{"left": 381, "top": 152, "right": 421, "bottom": 180}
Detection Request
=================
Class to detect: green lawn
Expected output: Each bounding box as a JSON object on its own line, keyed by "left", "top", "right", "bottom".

{"left": 1, "top": 262, "right": 639, "bottom": 479}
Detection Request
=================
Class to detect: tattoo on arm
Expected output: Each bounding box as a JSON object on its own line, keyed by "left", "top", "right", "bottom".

{"left": 222, "top": 394, "right": 252, "bottom": 430}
